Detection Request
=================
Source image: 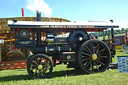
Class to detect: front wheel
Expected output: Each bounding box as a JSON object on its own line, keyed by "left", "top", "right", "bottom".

{"left": 27, "top": 54, "right": 53, "bottom": 79}
{"left": 77, "top": 39, "right": 111, "bottom": 73}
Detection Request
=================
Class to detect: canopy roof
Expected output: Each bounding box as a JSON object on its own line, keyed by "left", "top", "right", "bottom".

{"left": 0, "top": 17, "right": 70, "bottom": 39}
{"left": 8, "top": 21, "right": 119, "bottom": 32}
{"left": 0, "top": 17, "right": 70, "bottom": 33}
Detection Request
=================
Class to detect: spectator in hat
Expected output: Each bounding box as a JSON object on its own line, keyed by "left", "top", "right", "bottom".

{"left": 95, "top": 36, "right": 100, "bottom": 40}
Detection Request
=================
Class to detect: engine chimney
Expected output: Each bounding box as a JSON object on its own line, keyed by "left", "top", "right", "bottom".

{"left": 36, "top": 11, "right": 42, "bottom": 46}
{"left": 36, "top": 11, "right": 41, "bottom": 21}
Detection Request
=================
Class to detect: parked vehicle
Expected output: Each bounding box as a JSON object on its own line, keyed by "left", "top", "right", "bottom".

{"left": 8, "top": 12, "right": 119, "bottom": 79}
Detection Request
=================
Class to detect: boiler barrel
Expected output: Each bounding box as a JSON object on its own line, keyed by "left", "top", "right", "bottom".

{"left": 29, "top": 46, "right": 71, "bottom": 55}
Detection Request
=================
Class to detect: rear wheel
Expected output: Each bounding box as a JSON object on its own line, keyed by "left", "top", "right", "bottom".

{"left": 27, "top": 54, "right": 53, "bottom": 79}
{"left": 77, "top": 39, "right": 111, "bottom": 73}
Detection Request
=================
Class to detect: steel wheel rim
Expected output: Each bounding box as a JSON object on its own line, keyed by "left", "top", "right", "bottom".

{"left": 78, "top": 40, "right": 111, "bottom": 73}
{"left": 27, "top": 54, "right": 53, "bottom": 79}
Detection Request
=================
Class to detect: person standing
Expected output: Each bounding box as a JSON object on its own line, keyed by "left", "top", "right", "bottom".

{"left": 95, "top": 36, "right": 100, "bottom": 40}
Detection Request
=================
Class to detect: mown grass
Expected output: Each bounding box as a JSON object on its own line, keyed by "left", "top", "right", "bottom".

{"left": 0, "top": 50, "right": 128, "bottom": 85}
{"left": 0, "top": 65, "right": 128, "bottom": 85}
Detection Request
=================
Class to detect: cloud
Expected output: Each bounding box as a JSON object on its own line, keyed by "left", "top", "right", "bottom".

{"left": 26, "top": 0, "right": 52, "bottom": 17}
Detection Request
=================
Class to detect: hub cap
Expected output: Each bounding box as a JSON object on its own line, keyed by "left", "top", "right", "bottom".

{"left": 92, "top": 54, "right": 97, "bottom": 60}
{"left": 38, "top": 65, "right": 43, "bottom": 70}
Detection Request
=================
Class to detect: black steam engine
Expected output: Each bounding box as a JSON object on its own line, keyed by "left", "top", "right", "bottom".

{"left": 8, "top": 12, "right": 119, "bottom": 79}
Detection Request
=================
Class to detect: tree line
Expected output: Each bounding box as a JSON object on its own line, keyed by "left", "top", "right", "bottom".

{"left": 89, "top": 28, "right": 128, "bottom": 37}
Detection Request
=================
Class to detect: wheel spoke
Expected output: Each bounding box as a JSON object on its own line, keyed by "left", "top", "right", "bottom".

{"left": 82, "top": 57, "right": 90, "bottom": 61}
{"left": 90, "top": 43, "right": 92, "bottom": 51}
{"left": 96, "top": 48, "right": 100, "bottom": 54}
{"left": 94, "top": 61, "right": 99, "bottom": 71}
{"left": 36, "top": 58, "right": 41, "bottom": 64}
{"left": 30, "top": 65, "right": 36, "bottom": 70}
{"left": 82, "top": 56, "right": 87, "bottom": 58}
{"left": 37, "top": 70, "right": 40, "bottom": 76}
{"left": 92, "top": 44, "right": 95, "bottom": 53}
{"left": 95, "top": 44, "right": 99, "bottom": 51}
{"left": 82, "top": 52, "right": 91, "bottom": 57}
{"left": 42, "top": 64, "right": 49, "bottom": 66}
{"left": 97, "top": 60, "right": 105, "bottom": 66}
{"left": 40, "top": 58, "right": 43, "bottom": 64}
{"left": 31, "top": 63, "right": 37, "bottom": 67}
{"left": 86, "top": 60, "right": 92, "bottom": 67}
{"left": 34, "top": 69, "right": 38, "bottom": 74}
{"left": 89, "top": 62, "right": 92, "bottom": 70}
{"left": 97, "top": 57, "right": 104, "bottom": 62}
{"left": 30, "top": 62, "right": 38, "bottom": 70}
{"left": 100, "top": 56, "right": 107, "bottom": 58}
{"left": 84, "top": 48, "right": 89, "bottom": 53}
{"left": 85, "top": 46, "right": 92, "bottom": 54}
{"left": 40, "top": 71, "right": 44, "bottom": 77}
{"left": 84, "top": 61, "right": 88, "bottom": 66}
{"left": 98, "top": 49, "right": 105, "bottom": 53}
{"left": 33, "top": 60, "right": 39, "bottom": 66}
{"left": 92, "top": 61, "right": 94, "bottom": 70}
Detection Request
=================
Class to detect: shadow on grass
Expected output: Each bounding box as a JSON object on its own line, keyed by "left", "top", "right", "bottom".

{"left": 0, "top": 69, "right": 87, "bottom": 82}
{"left": 49, "top": 69, "right": 86, "bottom": 78}
{"left": 0, "top": 74, "right": 31, "bottom": 82}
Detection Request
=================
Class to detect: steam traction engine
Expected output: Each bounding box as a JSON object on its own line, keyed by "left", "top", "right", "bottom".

{"left": 8, "top": 13, "right": 119, "bottom": 78}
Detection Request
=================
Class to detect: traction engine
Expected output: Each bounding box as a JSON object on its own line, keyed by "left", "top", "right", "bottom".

{"left": 8, "top": 12, "right": 119, "bottom": 79}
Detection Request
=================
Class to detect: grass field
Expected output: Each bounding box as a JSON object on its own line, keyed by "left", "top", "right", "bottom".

{"left": 0, "top": 50, "right": 128, "bottom": 85}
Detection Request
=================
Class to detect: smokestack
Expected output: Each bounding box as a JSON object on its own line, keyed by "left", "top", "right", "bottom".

{"left": 36, "top": 11, "right": 42, "bottom": 46}
{"left": 36, "top": 11, "right": 41, "bottom": 21}
{"left": 21, "top": 8, "right": 24, "bottom": 17}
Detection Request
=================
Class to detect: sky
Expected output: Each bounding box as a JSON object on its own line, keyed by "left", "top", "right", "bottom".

{"left": 0, "top": 0, "right": 128, "bottom": 28}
